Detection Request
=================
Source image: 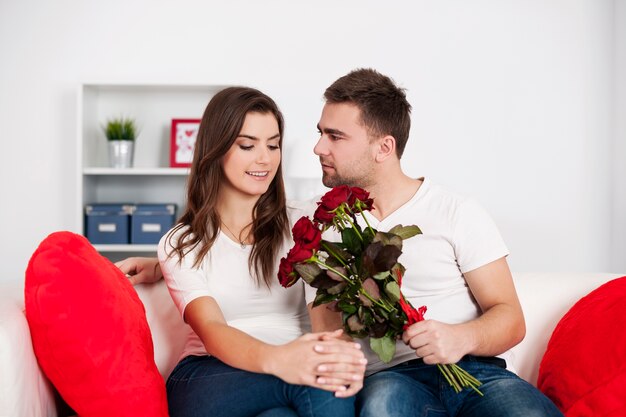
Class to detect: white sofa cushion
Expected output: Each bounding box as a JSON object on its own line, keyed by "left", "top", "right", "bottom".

{"left": 0, "top": 282, "right": 57, "bottom": 417}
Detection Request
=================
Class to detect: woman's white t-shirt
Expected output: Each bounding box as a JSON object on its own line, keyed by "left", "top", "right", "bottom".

{"left": 158, "top": 205, "right": 310, "bottom": 361}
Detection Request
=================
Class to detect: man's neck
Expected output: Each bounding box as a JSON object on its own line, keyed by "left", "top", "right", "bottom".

{"left": 365, "top": 173, "right": 423, "bottom": 221}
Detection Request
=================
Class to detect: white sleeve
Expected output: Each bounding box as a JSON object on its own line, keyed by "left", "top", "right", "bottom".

{"left": 157, "top": 228, "right": 212, "bottom": 320}
{"left": 452, "top": 198, "right": 509, "bottom": 273}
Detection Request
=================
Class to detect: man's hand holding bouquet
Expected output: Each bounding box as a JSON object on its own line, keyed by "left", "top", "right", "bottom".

{"left": 279, "top": 185, "right": 483, "bottom": 395}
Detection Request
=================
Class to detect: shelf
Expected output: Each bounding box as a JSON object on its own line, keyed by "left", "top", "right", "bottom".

{"left": 78, "top": 83, "right": 217, "bottom": 258}
{"left": 93, "top": 244, "right": 158, "bottom": 252}
{"left": 84, "top": 167, "right": 190, "bottom": 176}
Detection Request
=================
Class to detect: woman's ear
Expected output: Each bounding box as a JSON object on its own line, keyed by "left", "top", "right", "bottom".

{"left": 375, "top": 135, "right": 396, "bottom": 162}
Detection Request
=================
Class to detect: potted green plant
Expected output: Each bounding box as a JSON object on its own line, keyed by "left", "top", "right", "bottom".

{"left": 102, "top": 117, "right": 138, "bottom": 168}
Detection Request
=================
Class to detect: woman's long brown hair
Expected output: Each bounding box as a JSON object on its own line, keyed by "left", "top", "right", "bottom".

{"left": 166, "top": 86, "right": 289, "bottom": 287}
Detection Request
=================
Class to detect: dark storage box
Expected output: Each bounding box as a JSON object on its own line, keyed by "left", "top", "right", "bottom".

{"left": 131, "top": 204, "right": 176, "bottom": 244}
{"left": 85, "top": 204, "right": 133, "bottom": 244}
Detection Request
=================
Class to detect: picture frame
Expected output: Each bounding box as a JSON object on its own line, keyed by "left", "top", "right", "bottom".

{"left": 170, "top": 119, "right": 201, "bottom": 168}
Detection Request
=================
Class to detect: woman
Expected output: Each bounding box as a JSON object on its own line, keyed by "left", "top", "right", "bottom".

{"left": 147, "top": 87, "right": 364, "bottom": 417}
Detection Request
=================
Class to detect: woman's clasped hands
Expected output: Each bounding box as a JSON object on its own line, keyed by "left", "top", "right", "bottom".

{"left": 265, "top": 329, "right": 366, "bottom": 397}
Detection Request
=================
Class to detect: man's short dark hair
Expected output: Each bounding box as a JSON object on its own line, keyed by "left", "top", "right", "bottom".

{"left": 324, "top": 68, "right": 412, "bottom": 158}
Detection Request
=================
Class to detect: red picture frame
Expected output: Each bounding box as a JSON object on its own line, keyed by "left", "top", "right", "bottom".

{"left": 170, "top": 119, "right": 201, "bottom": 168}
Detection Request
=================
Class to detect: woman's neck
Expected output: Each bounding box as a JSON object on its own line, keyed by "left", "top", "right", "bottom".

{"left": 216, "top": 188, "right": 258, "bottom": 228}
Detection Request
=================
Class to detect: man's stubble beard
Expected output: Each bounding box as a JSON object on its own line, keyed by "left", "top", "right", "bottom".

{"left": 321, "top": 171, "right": 368, "bottom": 189}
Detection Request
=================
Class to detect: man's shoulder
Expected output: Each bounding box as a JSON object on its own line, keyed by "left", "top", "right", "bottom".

{"left": 419, "top": 178, "right": 471, "bottom": 209}
{"left": 287, "top": 197, "right": 320, "bottom": 222}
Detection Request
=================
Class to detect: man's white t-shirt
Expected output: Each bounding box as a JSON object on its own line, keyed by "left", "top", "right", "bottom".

{"left": 158, "top": 204, "right": 310, "bottom": 361}
{"left": 305, "top": 178, "right": 510, "bottom": 374}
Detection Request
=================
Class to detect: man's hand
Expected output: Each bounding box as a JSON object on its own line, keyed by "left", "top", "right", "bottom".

{"left": 402, "top": 319, "right": 473, "bottom": 364}
{"left": 115, "top": 257, "right": 162, "bottom": 285}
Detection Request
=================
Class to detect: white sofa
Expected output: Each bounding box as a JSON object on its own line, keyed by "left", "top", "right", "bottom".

{"left": 0, "top": 272, "right": 619, "bottom": 417}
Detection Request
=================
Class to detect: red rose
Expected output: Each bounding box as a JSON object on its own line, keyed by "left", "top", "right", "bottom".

{"left": 314, "top": 186, "right": 352, "bottom": 224}
{"left": 313, "top": 204, "right": 335, "bottom": 224}
{"left": 286, "top": 243, "right": 313, "bottom": 263}
{"left": 349, "top": 187, "right": 374, "bottom": 211}
{"left": 292, "top": 217, "right": 322, "bottom": 250}
{"left": 278, "top": 257, "right": 298, "bottom": 287}
{"left": 320, "top": 185, "right": 352, "bottom": 210}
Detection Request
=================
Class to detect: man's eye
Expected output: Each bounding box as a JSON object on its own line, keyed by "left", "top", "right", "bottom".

{"left": 239, "top": 145, "right": 253, "bottom": 151}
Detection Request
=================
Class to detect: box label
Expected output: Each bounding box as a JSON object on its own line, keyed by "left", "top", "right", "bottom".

{"left": 142, "top": 223, "right": 162, "bottom": 233}
{"left": 98, "top": 223, "right": 117, "bottom": 233}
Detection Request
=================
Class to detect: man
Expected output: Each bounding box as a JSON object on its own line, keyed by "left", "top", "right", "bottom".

{"left": 308, "top": 68, "right": 562, "bottom": 416}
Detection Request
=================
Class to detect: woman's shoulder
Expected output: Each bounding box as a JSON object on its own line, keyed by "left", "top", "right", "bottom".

{"left": 157, "top": 224, "right": 194, "bottom": 259}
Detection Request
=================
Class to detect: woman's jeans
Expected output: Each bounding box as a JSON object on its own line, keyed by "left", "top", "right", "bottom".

{"left": 356, "top": 355, "right": 564, "bottom": 417}
{"left": 166, "top": 355, "right": 355, "bottom": 417}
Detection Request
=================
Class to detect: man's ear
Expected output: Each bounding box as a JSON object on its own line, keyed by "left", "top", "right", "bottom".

{"left": 375, "top": 135, "right": 396, "bottom": 162}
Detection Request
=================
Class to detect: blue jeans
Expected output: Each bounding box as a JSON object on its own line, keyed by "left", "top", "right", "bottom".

{"left": 166, "top": 355, "right": 355, "bottom": 417}
{"left": 356, "top": 356, "right": 563, "bottom": 417}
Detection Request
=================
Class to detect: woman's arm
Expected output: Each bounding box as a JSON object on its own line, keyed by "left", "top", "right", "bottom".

{"left": 185, "top": 295, "right": 365, "bottom": 396}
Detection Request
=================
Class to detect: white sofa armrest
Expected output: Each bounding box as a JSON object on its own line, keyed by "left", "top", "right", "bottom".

{"left": 0, "top": 281, "right": 58, "bottom": 417}
{"left": 510, "top": 272, "right": 618, "bottom": 386}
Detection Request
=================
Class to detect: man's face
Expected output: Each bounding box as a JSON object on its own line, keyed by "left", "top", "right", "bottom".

{"left": 314, "top": 102, "right": 376, "bottom": 189}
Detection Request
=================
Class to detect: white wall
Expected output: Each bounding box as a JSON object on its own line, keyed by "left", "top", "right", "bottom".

{"left": 613, "top": 0, "right": 626, "bottom": 273}
{"left": 0, "top": 0, "right": 621, "bottom": 283}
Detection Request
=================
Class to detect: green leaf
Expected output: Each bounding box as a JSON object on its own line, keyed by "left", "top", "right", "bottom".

{"left": 384, "top": 281, "right": 401, "bottom": 303}
{"left": 373, "top": 271, "right": 390, "bottom": 280}
{"left": 293, "top": 263, "right": 322, "bottom": 285}
{"left": 310, "top": 273, "right": 342, "bottom": 290}
{"left": 390, "top": 263, "right": 406, "bottom": 282}
{"left": 373, "top": 245, "right": 402, "bottom": 272}
{"left": 370, "top": 335, "right": 396, "bottom": 363}
{"left": 312, "top": 291, "right": 338, "bottom": 307}
{"left": 327, "top": 281, "right": 347, "bottom": 295}
{"left": 322, "top": 241, "right": 350, "bottom": 263}
{"left": 337, "top": 300, "right": 357, "bottom": 314}
{"left": 373, "top": 231, "right": 403, "bottom": 249}
{"left": 347, "top": 314, "right": 365, "bottom": 332}
{"left": 342, "top": 228, "right": 361, "bottom": 254}
{"left": 369, "top": 321, "right": 389, "bottom": 338}
{"left": 358, "top": 306, "right": 374, "bottom": 326}
{"left": 362, "top": 227, "right": 376, "bottom": 245}
{"left": 362, "top": 278, "right": 381, "bottom": 300}
{"left": 388, "top": 224, "right": 422, "bottom": 240}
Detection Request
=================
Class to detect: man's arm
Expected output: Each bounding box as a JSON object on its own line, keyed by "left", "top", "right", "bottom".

{"left": 309, "top": 303, "right": 344, "bottom": 333}
{"left": 402, "top": 257, "right": 525, "bottom": 364}
{"left": 115, "top": 257, "right": 163, "bottom": 285}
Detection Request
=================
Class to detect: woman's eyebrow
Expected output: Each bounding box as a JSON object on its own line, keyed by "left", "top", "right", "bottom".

{"left": 237, "top": 133, "right": 280, "bottom": 140}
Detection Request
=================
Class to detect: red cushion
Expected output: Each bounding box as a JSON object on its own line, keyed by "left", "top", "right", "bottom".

{"left": 538, "top": 276, "right": 626, "bottom": 416}
{"left": 25, "top": 231, "right": 168, "bottom": 417}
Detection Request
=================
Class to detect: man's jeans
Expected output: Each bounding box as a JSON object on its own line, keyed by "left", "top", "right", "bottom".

{"left": 357, "top": 356, "right": 563, "bottom": 417}
{"left": 166, "top": 355, "right": 355, "bottom": 417}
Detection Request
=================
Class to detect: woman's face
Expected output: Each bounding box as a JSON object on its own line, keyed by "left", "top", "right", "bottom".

{"left": 221, "top": 111, "right": 281, "bottom": 198}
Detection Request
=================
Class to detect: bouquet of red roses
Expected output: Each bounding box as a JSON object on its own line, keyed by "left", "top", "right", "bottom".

{"left": 279, "top": 185, "right": 483, "bottom": 395}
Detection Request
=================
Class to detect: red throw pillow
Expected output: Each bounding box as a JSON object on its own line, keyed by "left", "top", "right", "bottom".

{"left": 538, "top": 276, "right": 626, "bottom": 416}
{"left": 25, "top": 231, "right": 168, "bottom": 417}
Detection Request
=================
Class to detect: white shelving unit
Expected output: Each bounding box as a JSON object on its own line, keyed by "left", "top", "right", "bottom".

{"left": 77, "top": 83, "right": 224, "bottom": 258}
